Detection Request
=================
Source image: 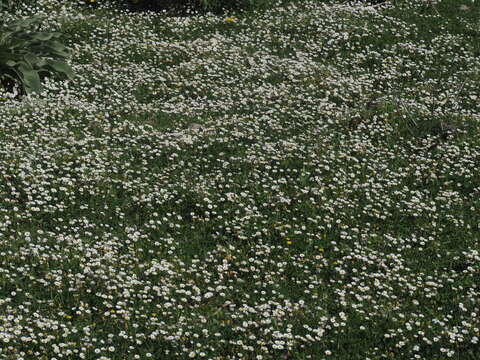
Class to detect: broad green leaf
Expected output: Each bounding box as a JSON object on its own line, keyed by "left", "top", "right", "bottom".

{"left": 5, "top": 60, "right": 18, "bottom": 67}
{"left": 23, "top": 53, "right": 38, "bottom": 67}
{"left": 10, "top": 16, "right": 43, "bottom": 29}
{"left": 36, "top": 58, "right": 47, "bottom": 68}
{"left": 45, "top": 59, "right": 75, "bottom": 79}
{"left": 18, "top": 67, "right": 41, "bottom": 93}
{"left": 17, "top": 60, "right": 33, "bottom": 70}
{"left": 47, "top": 41, "right": 69, "bottom": 54}
{"left": 31, "top": 32, "right": 54, "bottom": 41}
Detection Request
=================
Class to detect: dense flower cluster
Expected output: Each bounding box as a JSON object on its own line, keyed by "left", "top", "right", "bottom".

{"left": 0, "top": 0, "right": 479, "bottom": 359}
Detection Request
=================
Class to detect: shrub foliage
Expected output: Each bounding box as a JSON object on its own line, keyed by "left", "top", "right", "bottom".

{"left": 0, "top": 15, "right": 74, "bottom": 95}
{"left": 119, "top": 0, "right": 272, "bottom": 14}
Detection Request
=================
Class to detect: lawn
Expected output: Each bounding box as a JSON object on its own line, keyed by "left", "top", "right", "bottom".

{"left": 0, "top": 0, "right": 479, "bottom": 359}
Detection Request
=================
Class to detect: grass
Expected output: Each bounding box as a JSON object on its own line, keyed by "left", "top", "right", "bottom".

{"left": 0, "top": 0, "right": 479, "bottom": 359}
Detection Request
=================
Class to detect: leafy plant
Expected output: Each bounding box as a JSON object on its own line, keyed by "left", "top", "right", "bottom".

{"left": 0, "top": 0, "right": 36, "bottom": 13}
{"left": 116, "top": 0, "right": 272, "bottom": 14}
{"left": 0, "top": 15, "right": 75, "bottom": 96}
{"left": 0, "top": 0, "right": 14, "bottom": 11}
